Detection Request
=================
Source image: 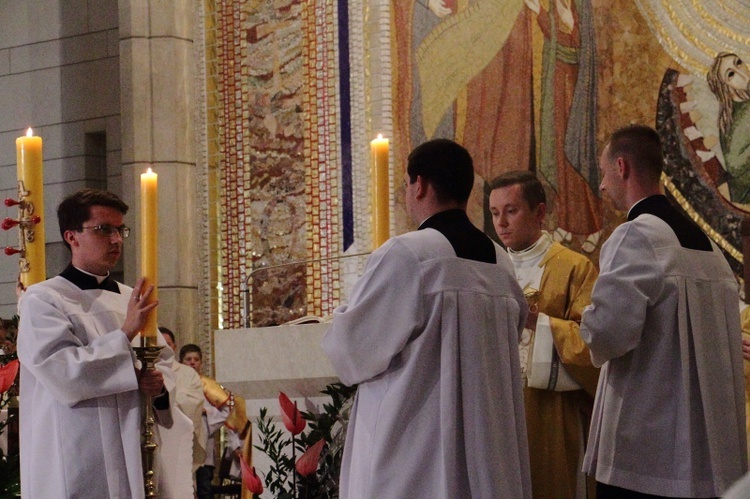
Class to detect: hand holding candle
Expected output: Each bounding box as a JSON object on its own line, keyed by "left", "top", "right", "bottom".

{"left": 371, "top": 134, "right": 390, "bottom": 249}
{"left": 140, "top": 168, "right": 158, "bottom": 346}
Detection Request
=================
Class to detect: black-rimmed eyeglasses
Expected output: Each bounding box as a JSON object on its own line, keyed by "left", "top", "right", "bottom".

{"left": 78, "top": 224, "right": 130, "bottom": 238}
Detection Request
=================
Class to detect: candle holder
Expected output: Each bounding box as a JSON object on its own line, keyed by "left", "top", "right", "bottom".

{"left": 2, "top": 184, "right": 43, "bottom": 281}
{"left": 134, "top": 344, "right": 164, "bottom": 498}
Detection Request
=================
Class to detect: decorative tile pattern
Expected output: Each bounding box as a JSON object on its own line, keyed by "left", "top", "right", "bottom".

{"left": 196, "top": 0, "right": 214, "bottom": 367}
{"left": 303, "top": 0, "right": 342, "bottom": 318}
{"left": 204, "top": 0, "right": 393, "bottom": 327}
{"left": 217, "top": 0, "right": 252, "bottom": 328}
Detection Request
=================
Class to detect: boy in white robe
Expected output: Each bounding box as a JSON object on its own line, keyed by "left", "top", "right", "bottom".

{"left": 322, "top": 139, "right": 532, "bottom": 498}
{"left": 581, "top": 125, "right": 747, "bottom": 497}
{"left": 18, "top": 188, "right": 174, "bottom": 498}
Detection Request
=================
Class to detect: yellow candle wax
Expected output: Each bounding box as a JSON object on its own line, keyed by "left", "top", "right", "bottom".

{"left": 371, "top": 134, "right": 390, "bottom": 249}
{"left": 140, "top": 168, "right": 158, "bottom": 345}
{"left": 16, "top": 128, "right": 46, "bottom": 287}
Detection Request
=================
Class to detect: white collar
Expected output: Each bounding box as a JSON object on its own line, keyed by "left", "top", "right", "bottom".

{"left": 507, "top": 231, "right": 552, "bottom": 264}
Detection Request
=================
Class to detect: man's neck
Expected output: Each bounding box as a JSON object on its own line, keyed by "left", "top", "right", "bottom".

{"left": 509, "top": 231, "right": 545, "bottom": 254}
{"left": 73, "top": 264, "right": 109, "bottom": 281}
{"left": 508, "top": 232, "right": 552, "bottom": 264}
{"left": 418, "top": 207, "right": 465, "bottom": 228}
{"left": 626, "top": 190, "right": 663, "bottom": 215}
{"left": 414, "top": 202, "right": 466, "bottom": 227}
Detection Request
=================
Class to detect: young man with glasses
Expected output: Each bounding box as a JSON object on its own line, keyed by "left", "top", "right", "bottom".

{"left": 17, "top": 188, "right": 175, "bottom": 498}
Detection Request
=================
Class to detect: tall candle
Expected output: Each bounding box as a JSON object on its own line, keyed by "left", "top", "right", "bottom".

{"left": 15, "top": 128, "right": 46, "bottom": 287}
{"left": 371, "top": 134, "right": 390, "bottom": 249}
{"left": 140, "top": 168, "right": 158, "bottom": 346}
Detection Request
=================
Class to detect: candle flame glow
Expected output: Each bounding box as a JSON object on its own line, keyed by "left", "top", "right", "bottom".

{"left": 377, "top": 133, "right": 383, "bottom": 140}
{"left": 147, "top": 167, "right": 153, "bottom": 174}
{"left": 26, "top": 128, "right": 33, "bottom": 138}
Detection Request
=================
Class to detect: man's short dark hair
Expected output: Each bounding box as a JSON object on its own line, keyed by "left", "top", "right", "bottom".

{"left": 158, "top": 326, "right": 175, "bottom": 345}
{"left": 406, "top": 139, "right": 474, "bottom": 204}
{"left": 606, "top": 125, "right": 664, "bottom": 182}
{"left": 57, "top": 188, "right": 129, "bottom": 250}
{"left": 179, "top": 343, "right": 202, "bottom": 362}
{"left": 490, "top": 170, "right": 546, "bottom": 210}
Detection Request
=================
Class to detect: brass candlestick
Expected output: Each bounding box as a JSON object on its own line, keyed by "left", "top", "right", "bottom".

{"left": 134, "top": 344, "right": 164, "bottom": 498}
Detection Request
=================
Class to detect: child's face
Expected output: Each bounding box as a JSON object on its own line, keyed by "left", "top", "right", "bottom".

{"left": 181, "top": 352, "right": 202, "bottom": 374}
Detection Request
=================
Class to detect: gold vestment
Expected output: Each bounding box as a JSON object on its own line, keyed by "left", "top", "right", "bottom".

{"left": 523, "top": 242, "right": 599, "bottom": 498}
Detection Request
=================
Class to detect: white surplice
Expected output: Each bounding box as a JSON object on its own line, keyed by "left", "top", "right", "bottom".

{"left": 581, "top": 213, "right": 747, "bottom": 496}
{"left": 322, "top": 228, "right": 531, "bottom": 499}
{"left": 155, "top": 360, "right": 204, "bottom": 498}
{"left": 175, "top": 361, "right": 206, "bottom": 469}
{"left": 154, "top": 402, "right": 194, "bottom": 499}
{"left": 18, "top": 276, "right": 174, "bottom": 499}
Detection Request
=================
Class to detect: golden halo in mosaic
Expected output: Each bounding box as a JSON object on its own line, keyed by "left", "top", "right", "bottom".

{"left": 635, "top": 0, "right": 750, "bottom": 76}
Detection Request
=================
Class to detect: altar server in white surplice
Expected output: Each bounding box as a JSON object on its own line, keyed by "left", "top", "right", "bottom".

{"left": 581, "top": 125, "right": 747, "bottom": 498}
{"left": 322, "top": 139, "right": 531, "bottom": 499}
{"left": 18, "top": 188, "right": 174, "bottom": 499}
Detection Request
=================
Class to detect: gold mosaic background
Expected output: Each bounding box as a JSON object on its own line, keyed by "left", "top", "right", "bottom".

{"left": 204, "top": 0, "right": 750, "bottom": 331}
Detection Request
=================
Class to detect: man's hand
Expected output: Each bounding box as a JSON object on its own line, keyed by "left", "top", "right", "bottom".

{"left": 742, "top": 338, "right": 750, "bottom": 361}
{"left": 525, "top": 307, "right": 539, "bottom": 331}
{"left": 136, "top": 367, "right": 165, "bottom": 397}
{"left": 122, "top": 277, "right": 159, "bottom": 341}
{"left": 15, "top": 275, "right": 26, "bottom": 299}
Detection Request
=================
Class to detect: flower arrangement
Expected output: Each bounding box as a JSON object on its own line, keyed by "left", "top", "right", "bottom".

{"left": 0, "top": 315, "right": 20, "bottom": 496}
{"left": 253, "top": 382, "right": 356, "bottom": 498}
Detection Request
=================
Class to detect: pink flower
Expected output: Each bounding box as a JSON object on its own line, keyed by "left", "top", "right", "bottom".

{"left": 295, "top": 438, "right": 325, "bottom": 477}
{"left": 279, "top": 392, "right": 306, "bottom": 435}
{"left": 0, "top": 360, "right": 19, "bottom": 393}
{"left": 240, "top": 457, "right": 263, "bottom": 495}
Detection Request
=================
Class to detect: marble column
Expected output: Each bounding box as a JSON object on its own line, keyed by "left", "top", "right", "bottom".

{"left": 119, "top": 0, "right": 201, "bottom": 344}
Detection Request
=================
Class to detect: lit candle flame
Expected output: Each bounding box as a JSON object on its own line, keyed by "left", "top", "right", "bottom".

{"left": 147, "top": 167, "right": 153, "bottom": 174}
{"left": 26, "top": 128, "right": 33, "bottom": 137}
{"left": 377, "top": 133, "right": 383, "bottom": 140}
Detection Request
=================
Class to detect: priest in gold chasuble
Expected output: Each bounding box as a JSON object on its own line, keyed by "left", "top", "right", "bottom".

{"left": 490, "top": 171, "right": 599, "bottom": 499}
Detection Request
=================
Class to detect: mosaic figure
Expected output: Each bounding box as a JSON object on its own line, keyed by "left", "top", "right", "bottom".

{"left": 708, "top": 52, "right": 750, "bottom": 204}
{"left": 525, "top": 0, "right": 601, "bottom": 249}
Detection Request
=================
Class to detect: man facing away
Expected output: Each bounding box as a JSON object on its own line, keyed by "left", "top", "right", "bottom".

{"left": 17, "top": 188, "right": 174, "bottom": 498}
{"left": 322, "top": 139, "right": 531, "bottom": 498}
{"left": 581, "top": 125, "right": 747, "bottom": 497}
{"left": 489, "top": 170, "right": 599, "bottom": 499}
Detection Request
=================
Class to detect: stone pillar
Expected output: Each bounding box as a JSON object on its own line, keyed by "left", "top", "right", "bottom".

{"left": 119, "top": 0, "right": 200, "bottom": 343}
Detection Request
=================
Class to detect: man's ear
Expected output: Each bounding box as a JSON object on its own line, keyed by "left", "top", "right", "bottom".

{"left": 63, "top": 230, "right": 79, "bottom": 249}
{"left": 414, "top": 175, "right": 428, "bottom": 200}
{"left": 534, "top": 202, "right": 547, "bottom": 223}
{"left": 616, "top": 156, "right": 630, "bottom": 180}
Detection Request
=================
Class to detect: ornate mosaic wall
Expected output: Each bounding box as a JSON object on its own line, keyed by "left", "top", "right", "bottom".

{"left": 204, "top": 0, "right": 750, "bottom": 332}
{"left": 208, "top": 0, "right": 389, "bottom": 329}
